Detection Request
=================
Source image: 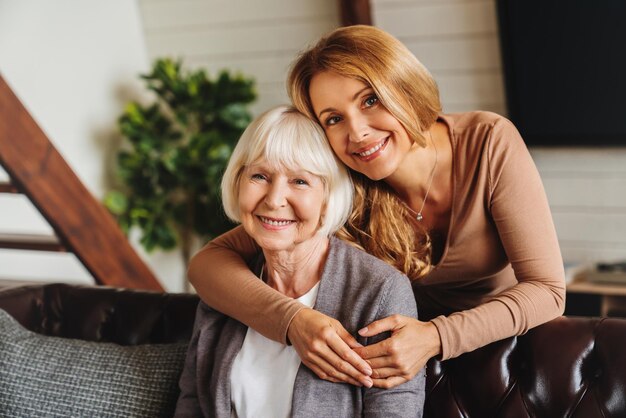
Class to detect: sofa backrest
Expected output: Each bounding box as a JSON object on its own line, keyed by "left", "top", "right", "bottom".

{"left": 0, "top": 283, "right": 198, "bottom": 345}
{"left": 425, "top": 315, "right": 626, "bottom": 417}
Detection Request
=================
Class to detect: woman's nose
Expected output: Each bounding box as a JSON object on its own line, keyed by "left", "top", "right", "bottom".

{"left": 347, "top": 115, "right": 370, "bottom": 143}
{"left": 264, "top": 182, "right": 288, "bottom": 208}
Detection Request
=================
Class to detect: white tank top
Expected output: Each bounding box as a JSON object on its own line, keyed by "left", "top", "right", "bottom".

{"left": 230, "top": 282, "right": 320, "bottom": 418}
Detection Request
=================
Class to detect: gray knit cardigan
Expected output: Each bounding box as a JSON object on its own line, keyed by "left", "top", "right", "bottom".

{"left": 175, "top": 237, "right": 425, "bottom": 418}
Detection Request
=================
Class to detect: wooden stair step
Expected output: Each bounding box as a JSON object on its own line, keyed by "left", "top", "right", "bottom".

{"left": 0, "top": 181, "right": 19, "bottom": 193}
{"left": 0, "top": 233, "right": 66, "bottom": 252}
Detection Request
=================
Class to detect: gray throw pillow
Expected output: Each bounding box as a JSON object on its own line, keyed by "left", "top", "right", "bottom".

{"left": 0, "top": 309, "right": 187, "bottom": 418}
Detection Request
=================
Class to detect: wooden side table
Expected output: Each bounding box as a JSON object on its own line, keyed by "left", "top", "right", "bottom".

{"left": 567, "top": 278, "right": 626, "bottom": 317}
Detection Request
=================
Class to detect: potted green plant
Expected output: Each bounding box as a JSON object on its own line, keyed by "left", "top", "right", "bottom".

{"left": 105, "top": 58, "right": 256, "bottom": 272}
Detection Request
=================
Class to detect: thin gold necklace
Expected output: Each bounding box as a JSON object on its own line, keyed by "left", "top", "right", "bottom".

{"left": 405, "top": 130, "right": 438, "bottom": 222}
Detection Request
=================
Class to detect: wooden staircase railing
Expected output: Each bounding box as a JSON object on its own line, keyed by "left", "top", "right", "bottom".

{"left": 0, "top": 74, "right": 163, "bottom": 291}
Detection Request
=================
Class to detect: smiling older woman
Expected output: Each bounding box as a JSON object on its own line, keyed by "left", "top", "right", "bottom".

{"left": 174, "top": 106, "right": 424, "bottom": 418}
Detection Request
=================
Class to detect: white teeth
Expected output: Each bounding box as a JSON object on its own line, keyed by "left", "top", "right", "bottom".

{"left": 357, "top": 138, "right": 387, "bottom": 157}
{"left": 260, "top": 216, "right": 292, "bottom": 226}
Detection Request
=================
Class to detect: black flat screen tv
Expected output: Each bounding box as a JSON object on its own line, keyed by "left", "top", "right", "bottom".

{"left": 496, "top": 0, "right": 626, "bottom": 146}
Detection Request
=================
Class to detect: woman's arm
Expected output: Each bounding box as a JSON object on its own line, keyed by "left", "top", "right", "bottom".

{"left": 188, "top": 225, "right": 301, "bottom": 343}
{"left": 431, "top": 117, "right": 565, "bottom": 359}
{"left": 188, "top": 225, "right": 373, "bottom": 384}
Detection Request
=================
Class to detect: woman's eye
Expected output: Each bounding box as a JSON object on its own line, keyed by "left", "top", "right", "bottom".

{"left": 325, "top": 116, "right": 341, "bottom": 126}
{"left": 251, "top": 173, "right": 267, "bottom": 181}
{"left": 294, "top": 179, "right": 309, "bottom": 186}
{"left": 364, "top": 95, "right": 379, "bottom": 108}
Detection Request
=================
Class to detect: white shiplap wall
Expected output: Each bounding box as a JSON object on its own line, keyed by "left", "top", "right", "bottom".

{"left": 138, "top": 0, "right": 626, "bottom": 265}
{"left": 373, "top": 0, "right": 505, "bottom": 115}
{"left": 139, "top": 0, "right": 340, "bottom": 115}
{"left": 372, "top": 0, "right": 626, "bottom": 265}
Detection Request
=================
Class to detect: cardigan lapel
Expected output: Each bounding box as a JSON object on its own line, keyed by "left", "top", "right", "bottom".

{"left": 292, "top": 238, "right": 358, "bottom": 417}
{"left": 208, "top": 318, "right": 247, "bottom": 418}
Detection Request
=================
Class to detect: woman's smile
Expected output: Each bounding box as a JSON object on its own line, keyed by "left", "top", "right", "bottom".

{"left": 352, "top": 136, "right": 390, "bottom": 161}
{"left": 257, "top": 215, "right": 296, "bottom": 229}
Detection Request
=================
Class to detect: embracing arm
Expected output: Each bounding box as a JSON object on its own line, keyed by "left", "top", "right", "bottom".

{"left": 431, "top": 117, "right": 565, "bottom": 360}
{"left": 188, "top": 225, "right": 304, "bottom": 343}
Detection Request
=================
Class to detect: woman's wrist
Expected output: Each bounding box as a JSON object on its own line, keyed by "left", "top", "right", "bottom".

{"left": 286, "top": 306, "right": 311, "bottom": 346}
{"left": 424, "top": 320, "right": 443, "bottom": 358}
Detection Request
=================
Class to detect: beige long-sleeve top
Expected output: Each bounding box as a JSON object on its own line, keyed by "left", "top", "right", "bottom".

{"left": 188, "top": 111, "right": 565, "bottom": 360}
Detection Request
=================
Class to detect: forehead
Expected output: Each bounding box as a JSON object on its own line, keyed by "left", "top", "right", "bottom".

{"left": 309, "top": 71, "right": 371, "bottom": 111}
{"left": 246, "top": 159, "right": 319, "bottom": 178}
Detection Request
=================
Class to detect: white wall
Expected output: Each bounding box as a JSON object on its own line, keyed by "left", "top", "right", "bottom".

{"left": 139, "top": 0, "right": 341, "bottom": 115}
{"left": 373, "top": 0, "right": 506, "bottom": 115}
{"left": 371, "top": 0, "right": 626, "bottom": 265}
{"left": 0, "top": 1, "right": 186, "bottom": 291}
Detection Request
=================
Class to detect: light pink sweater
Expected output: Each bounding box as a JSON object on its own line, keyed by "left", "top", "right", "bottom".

{"left": 188, "top": 111, "right": 565, "bottom": 360}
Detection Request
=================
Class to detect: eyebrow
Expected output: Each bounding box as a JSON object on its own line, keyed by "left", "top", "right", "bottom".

{"left": 317, "top": 86, "right": 373, "bottom": 119}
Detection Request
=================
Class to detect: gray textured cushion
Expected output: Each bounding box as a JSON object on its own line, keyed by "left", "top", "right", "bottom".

{"left": 0, "top": 309, "right": 187, "bottom": 418}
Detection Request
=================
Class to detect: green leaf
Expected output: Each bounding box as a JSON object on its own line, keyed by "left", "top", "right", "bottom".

{"left": 104, "top": 191, "right": 128, "bottom": 215}
{"left": 130, "top": 208, "right": 151, "bottom": 221}
{"left": 219, "top": 103, "right": 253, "bottom": 130}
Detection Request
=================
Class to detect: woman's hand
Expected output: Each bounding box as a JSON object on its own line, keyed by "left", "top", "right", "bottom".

{"left": 355, "top": 315, "right": 442, "bottom": 389}
{"left": 288, "top": 308, "right": 374, "bottom": 387}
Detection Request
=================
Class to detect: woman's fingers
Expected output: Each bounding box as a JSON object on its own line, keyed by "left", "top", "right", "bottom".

{"left": 356, "top": 316, "right": 443, "bottom": 388}
{"left": 367, "top": 366, "right": 398, "bottom": 379}
{"left": 335, "top": 323, "right": 364, "bottom": 349}
{"left": 315, "top": 335, "right": 373, "bottom": 386}
{"left": 371, "top": 376, "right": 410, "bottom": 389}
{"left": 362, "top": 357, "right": 391, "bottom": 372}
{"left": 358, "top": 314, "right": 406, "bottom": 337}
{"left": 287, "top": 308, "right": 372, "bottom": 387}
{"left": 304, "top": 352, "right": 367, "bottom": 387}
{"left": 353, "top": 339, "right": 388, "bottom": 360}
{"left": 329, "top": 328, "right": 371, "bottom": 374}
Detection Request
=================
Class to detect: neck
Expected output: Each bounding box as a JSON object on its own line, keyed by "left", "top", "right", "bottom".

{"left": 262, "top": 234, "right": 330, "bottom": 298}
{"left": 385, "top": 125, "right": 440, "bottom": 204}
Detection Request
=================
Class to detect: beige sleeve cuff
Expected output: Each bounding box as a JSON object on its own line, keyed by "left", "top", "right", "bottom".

{"left": 430, "top": 316, "right": 453, "bottom": 361}
{"left": 280, "top": 303, "right": 308, "bottom": 345}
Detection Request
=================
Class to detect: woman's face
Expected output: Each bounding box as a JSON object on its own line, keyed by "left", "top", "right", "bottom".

{"left": 309, "top": 71, "right": 414, "bottom": 181}
{"left": 238, "top": 160, "right": 326, "bottom": 252}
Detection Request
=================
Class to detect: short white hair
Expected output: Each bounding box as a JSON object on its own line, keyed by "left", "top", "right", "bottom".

{"left": 221, "top": 105, "right": 353, "bottom": 237}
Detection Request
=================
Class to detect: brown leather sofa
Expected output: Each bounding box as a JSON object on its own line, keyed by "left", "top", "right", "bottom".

{"left": 0, "top": 283, "right": 624, "bottom": 417}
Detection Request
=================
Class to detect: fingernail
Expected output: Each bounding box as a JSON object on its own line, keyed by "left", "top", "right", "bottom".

{"left": 354, "top": 341, "right": 364, "bottom": 347}
{"left": 363, "top": 366, "right": 372, "bottom": 375}
{"left": 358, "top": 327, "right": 368, "bottom": 334}
{"left": 364, "top": 378, "right": 373, "bottom": 388}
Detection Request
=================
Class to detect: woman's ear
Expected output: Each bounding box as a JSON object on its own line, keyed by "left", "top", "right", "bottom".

{"left": 318, "top": 200, "right": 328, "bottom": 229}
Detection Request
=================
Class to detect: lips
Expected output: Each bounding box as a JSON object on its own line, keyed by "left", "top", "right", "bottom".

{"left": 353, "top": 137, "right": 389, "bottom": 158}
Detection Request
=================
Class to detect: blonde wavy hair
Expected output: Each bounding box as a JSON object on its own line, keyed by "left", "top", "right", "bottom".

{"left": 287, "top": 25, "right": 442, "bottom": 280}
